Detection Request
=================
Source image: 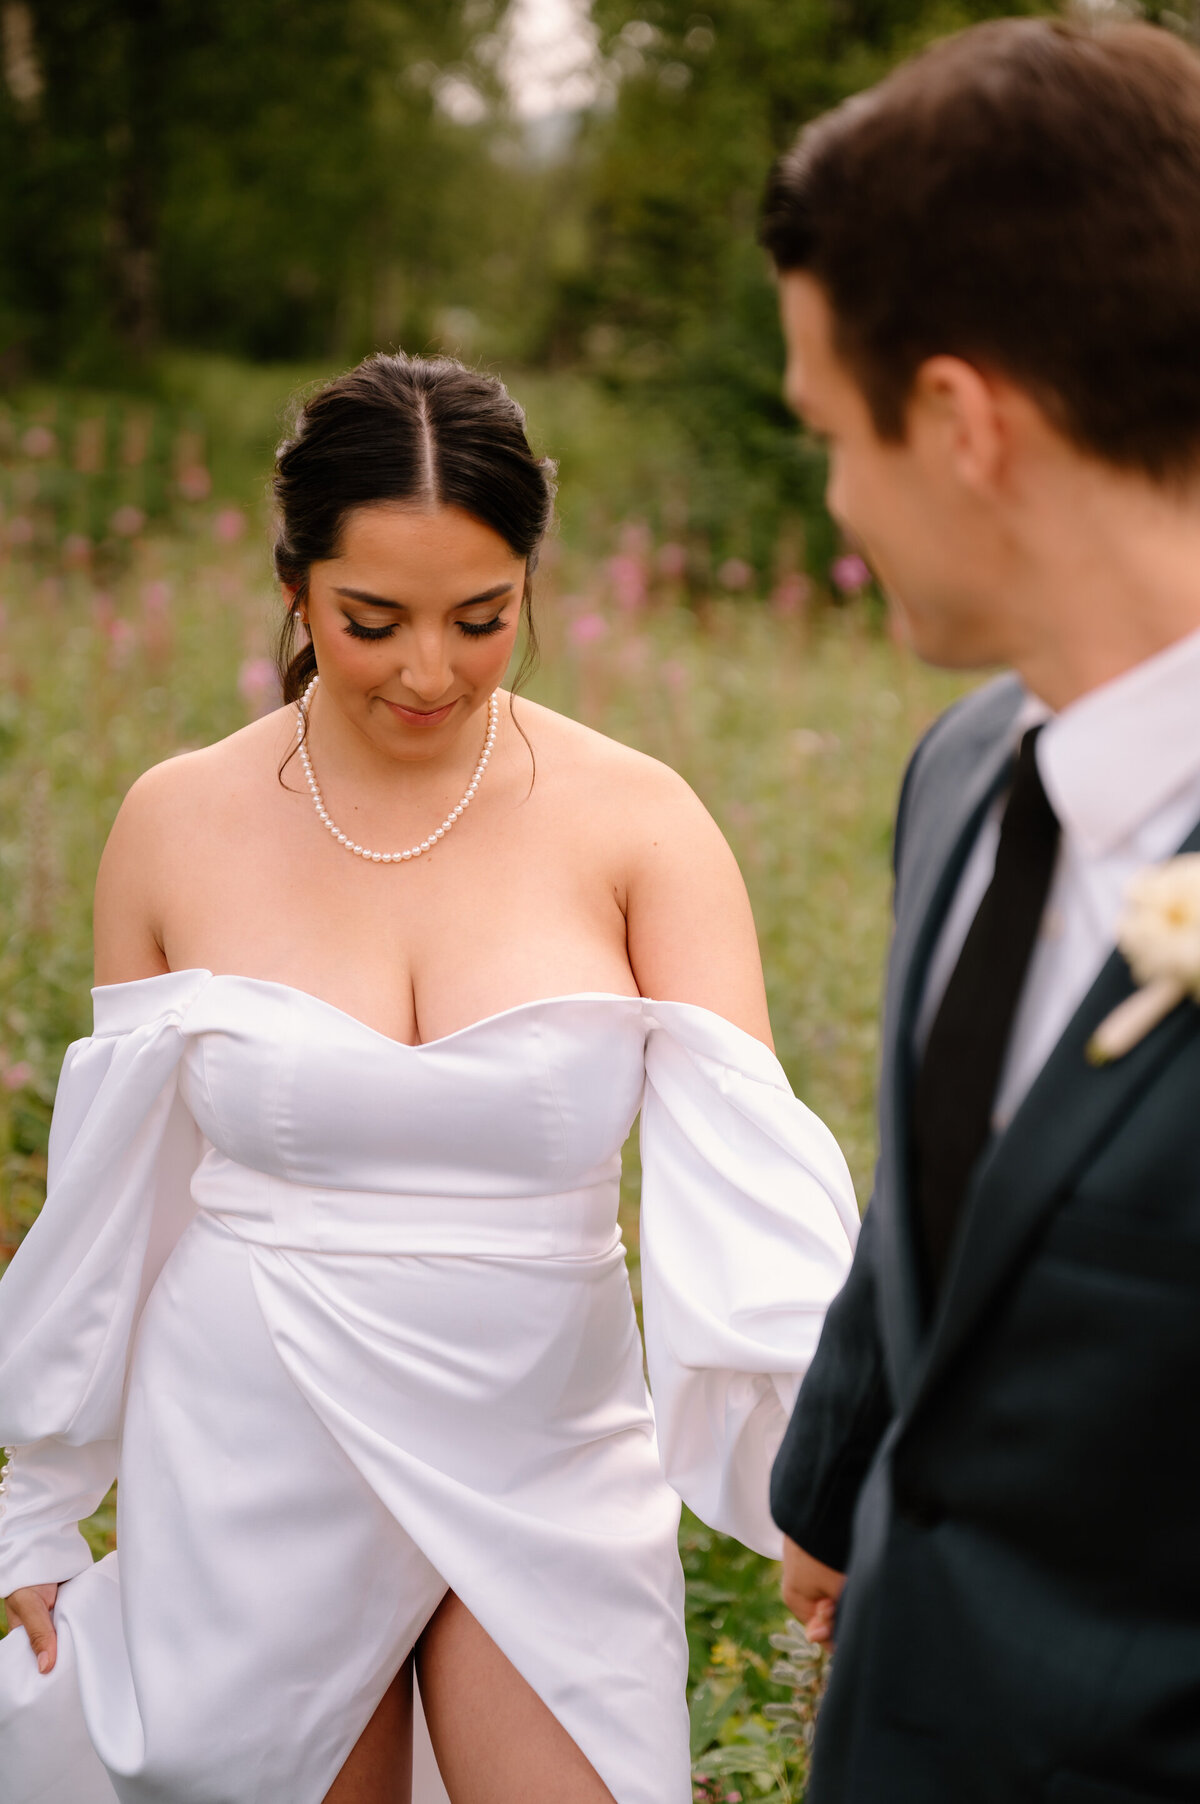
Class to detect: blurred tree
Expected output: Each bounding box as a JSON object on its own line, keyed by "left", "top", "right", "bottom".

{"left": 551, "top": 0, "right": 1051, "bottom": 571}
{"left": 0, "top": 0, "right": 504, "bottom": 376}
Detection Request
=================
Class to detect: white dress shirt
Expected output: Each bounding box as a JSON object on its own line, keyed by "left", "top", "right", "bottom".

{"left": 915, "top": 624, "right": 1200, "bottom": 1130}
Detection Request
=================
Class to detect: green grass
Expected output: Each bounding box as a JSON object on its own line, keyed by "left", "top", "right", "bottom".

{"left": 0, "top": 379, "right": 974, "bottom": 1798}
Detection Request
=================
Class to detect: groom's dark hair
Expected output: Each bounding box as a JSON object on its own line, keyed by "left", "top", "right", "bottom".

{"left": 760, "top": 18, "right": 1200, "bottom": 482}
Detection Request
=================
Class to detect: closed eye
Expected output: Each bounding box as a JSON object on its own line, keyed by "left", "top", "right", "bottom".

{"left": 342, "top": 614, "right": 507, "bottom": 643}
{"left": 344, "top": 619, "right": 395, "bottom": 641}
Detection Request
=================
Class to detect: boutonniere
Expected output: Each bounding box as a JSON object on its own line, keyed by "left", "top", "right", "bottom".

{"left": 1087, "top": 854, "right": 1200, "bottom": 1065}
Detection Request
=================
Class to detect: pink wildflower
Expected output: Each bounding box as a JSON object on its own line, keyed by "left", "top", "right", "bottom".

{"left": 2, "top": 1061, "right": 33, "bottom": 1091}
{"left": 214, "top": 507, "right": 247, "bottom": 544}
{"left": 657, "top": 541, "right": 688, "bottom": 581}
{"left": 107, "top": 618, "right": 137, "bottom": 668}
{"left": 177, "top": 464, "right": 212, "bottom": 502}
{"left": 830, "top": 553, "right": 871, "bottom": 594}
{"left": 20, "top": 425, "right": 56, "bottom": 459}
{"left": 661, "top": 658, "right": 688, "bottom": 693}
{"left": 141, "top": 580, "right": 171, "bottom": 615}
{"left": 238, "top": 657, "right": 280, "bottom": 715}
{"left": 110, "top": 504, "right": 146, "bottom": 538}
{"left": 568, "top": 612, "right": 608, "bottom": 647}
{"left": 62, "top": 533, "right": 92, "bottom": 569}
{"left": 608, "top": 552, "right": 648, "bottom": 614}
{"left": 6, "top": 516, "right": 34, "bottom": 547}
{"left": 717, "top": 557, "right": 753, "bottom": 592}
{"left": 770, "top": 572, "right": 812, "bottom": 618}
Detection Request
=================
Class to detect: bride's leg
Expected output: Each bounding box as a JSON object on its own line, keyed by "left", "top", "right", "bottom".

{"left": 415, "top": 1592, "right": 616, "bottom": 1804}
{"left": 323, "top": 1656, "right": 413, "bottom": 1804}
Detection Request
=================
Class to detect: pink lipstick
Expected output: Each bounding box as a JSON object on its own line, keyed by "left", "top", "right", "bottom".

{"left": 381, "top": 697, "right": 458, "bottom": 728}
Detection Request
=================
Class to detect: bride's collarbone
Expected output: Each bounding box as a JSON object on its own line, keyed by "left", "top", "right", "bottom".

{"left": 158, "top": 841, "right": 638, "bottom": 1046}
{"left": 149, "top": 709, "right": 646, "bottom": 1025}
{"left": 165, "top": 753, "right": 630, "bottom": 930}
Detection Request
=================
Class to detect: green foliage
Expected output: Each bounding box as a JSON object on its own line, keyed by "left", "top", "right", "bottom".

{"left": 0, "top": 1, "right": 506, "bottom": 375}
{"left": 562, "top": 0, "right": 1052, "bottom": 567}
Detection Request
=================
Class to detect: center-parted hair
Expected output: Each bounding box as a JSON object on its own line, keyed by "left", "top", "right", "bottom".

{"left": 760, "top": 19, "right": 1200, "bottom": 482}
{"left": 273, "top": 353, "right": 557, "bottom": 701}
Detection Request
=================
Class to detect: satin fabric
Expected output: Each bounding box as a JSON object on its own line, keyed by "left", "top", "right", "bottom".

{"left": 0, "top": 972, "right": 857, "bottom": 1803}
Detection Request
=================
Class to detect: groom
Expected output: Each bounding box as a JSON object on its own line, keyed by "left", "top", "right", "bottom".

{"left": 763, "top": 18, "right": 1200, "bottom": 1803}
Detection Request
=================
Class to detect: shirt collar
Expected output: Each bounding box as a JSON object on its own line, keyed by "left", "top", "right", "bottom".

{"left": 1025, "top": 624, "right": 1200, "bottom": 858}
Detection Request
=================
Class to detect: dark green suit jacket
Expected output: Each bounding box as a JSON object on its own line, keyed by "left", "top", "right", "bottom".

{"left": 771, "top": 675, "right": 1200, "bottom": 1804}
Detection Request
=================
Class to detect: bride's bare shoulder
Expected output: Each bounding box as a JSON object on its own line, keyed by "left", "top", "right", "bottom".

{"left": 126, "top": 705, "right": 290, "bottom": 800}
{"left": 94, "top": 707, "right": 294, "bottom": 979}
{"left": 515, "top": 698, "right": 766, "bottom": 1036}
{"left": 512, "top": 694, "right": 691, "bottom": 796}
{"left": 512, "top": 694, "right": 721, "bottom": 844}
{"left": 101, "top": 706, "right": 294, "bottom": 862}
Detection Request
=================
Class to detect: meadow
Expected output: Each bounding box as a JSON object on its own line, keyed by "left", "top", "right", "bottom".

{"left": 0, "top": 375, "right": 972, "bottom": 1800}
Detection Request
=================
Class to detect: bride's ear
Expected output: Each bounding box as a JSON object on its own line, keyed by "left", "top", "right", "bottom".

{"left": 283, "top": 584, "right": 308, "bottom": 629}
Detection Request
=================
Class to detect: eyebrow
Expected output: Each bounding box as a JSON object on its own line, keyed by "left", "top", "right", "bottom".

{"left": 333, "top": 583, "right": 515, "bottom": 612}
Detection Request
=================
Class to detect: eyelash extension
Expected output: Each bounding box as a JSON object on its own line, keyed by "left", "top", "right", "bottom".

{"left": 343, "top": 620, "right": 394, "bottom": 641}
{"left": 342, "top": 616, "right": 506, "bottom": 643}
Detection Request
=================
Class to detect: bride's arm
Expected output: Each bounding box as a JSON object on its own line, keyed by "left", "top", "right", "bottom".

{"left": 93, "top": 760, "right": 183, "bottom": 984}
{"left": 613, "top": 756, "right": 858, "bottom": 1555}
{"left": 2, "top": 774, "right": 208, "bottom": 1667}
{"left": 620, "top": 761, "right": 774, "bottom": 1045}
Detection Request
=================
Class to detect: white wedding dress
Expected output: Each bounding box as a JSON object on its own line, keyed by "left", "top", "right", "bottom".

{"left": 0, "top": 970, "right": 857, "bottom": 1804}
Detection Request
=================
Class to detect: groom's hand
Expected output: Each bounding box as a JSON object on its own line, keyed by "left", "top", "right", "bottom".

{"left": 781, "top": 1537, "right": 845, "bottom": 1647}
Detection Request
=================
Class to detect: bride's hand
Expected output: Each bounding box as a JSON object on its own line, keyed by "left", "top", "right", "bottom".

{"left": 780, "top": 1537, "right": 844, "bottom": 1648}
{"left": 4, "top": 1582, "right": 59, "bottom": 1673}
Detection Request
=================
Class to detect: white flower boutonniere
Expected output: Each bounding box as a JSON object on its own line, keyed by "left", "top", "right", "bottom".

{"left": 1088, "top": 854, "right": 1200, "bottom": 1065}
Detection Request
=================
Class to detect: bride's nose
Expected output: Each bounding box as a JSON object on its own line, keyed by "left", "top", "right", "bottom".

{"left": 398, "top": 625, "right": 454, "bottom": 701}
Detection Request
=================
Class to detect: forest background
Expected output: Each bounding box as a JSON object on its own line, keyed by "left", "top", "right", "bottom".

{"left": 4, "top": 1, "right": 1197, "bottom": 1798}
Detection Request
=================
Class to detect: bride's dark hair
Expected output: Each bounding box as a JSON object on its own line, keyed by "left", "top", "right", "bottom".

{"left": 272, "top": 352, "right": 557, "bottom": 703}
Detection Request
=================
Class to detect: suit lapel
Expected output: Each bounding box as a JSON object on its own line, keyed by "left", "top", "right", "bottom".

{"left": 877, "top": 679, "right": 1023, "bottom": 1407}
{"left": 911, "top": 809, "right": 1200, "bottom": 1413}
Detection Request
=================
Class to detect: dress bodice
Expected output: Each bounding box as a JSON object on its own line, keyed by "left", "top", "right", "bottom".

{"left": 176, "top": 976, "right": 649, "bottom": 1199}
{"left": 0, "top": 965, "right": 859, "bottom": 1576}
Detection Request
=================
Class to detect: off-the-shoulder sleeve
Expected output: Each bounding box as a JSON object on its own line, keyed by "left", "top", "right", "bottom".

{"left": 0, "top": 971, "right": 209, "bottom": 1596}
{"left": 639, "top": 1002, "right": 859, "bottom": 1559}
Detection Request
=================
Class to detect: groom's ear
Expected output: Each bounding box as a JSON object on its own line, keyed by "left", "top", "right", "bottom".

{"left": 909, "top": 355, "right": 1011, "bottom": 499}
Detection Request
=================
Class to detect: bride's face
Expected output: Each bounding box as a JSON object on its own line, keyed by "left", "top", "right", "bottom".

{"left": 299, "top": 502, "right": 525, "bottom": 762}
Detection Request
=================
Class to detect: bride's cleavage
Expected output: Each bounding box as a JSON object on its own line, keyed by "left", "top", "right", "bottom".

{"left": 208, "top": 973, "right": 642, "bottom": 1049}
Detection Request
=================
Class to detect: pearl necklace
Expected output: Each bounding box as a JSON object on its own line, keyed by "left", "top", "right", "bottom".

{"left": 296, "top": 674, "right": 499, "bottom": 863}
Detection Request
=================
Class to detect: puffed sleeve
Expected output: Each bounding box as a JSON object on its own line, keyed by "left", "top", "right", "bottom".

{"left": 639, "top": 1002, "right": 859, "bottom": 1559}
{"left": 0, "top": 971, "right": 209, "bottom": 1597}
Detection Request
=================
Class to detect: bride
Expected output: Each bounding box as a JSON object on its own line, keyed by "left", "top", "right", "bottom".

{"left": 0, "top": 353, "right": 858, "bottom": 1804}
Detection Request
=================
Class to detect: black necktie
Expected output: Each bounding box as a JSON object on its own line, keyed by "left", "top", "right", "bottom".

{"left": 911, "top": 726, "right": 1060, "bottom": 1294}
